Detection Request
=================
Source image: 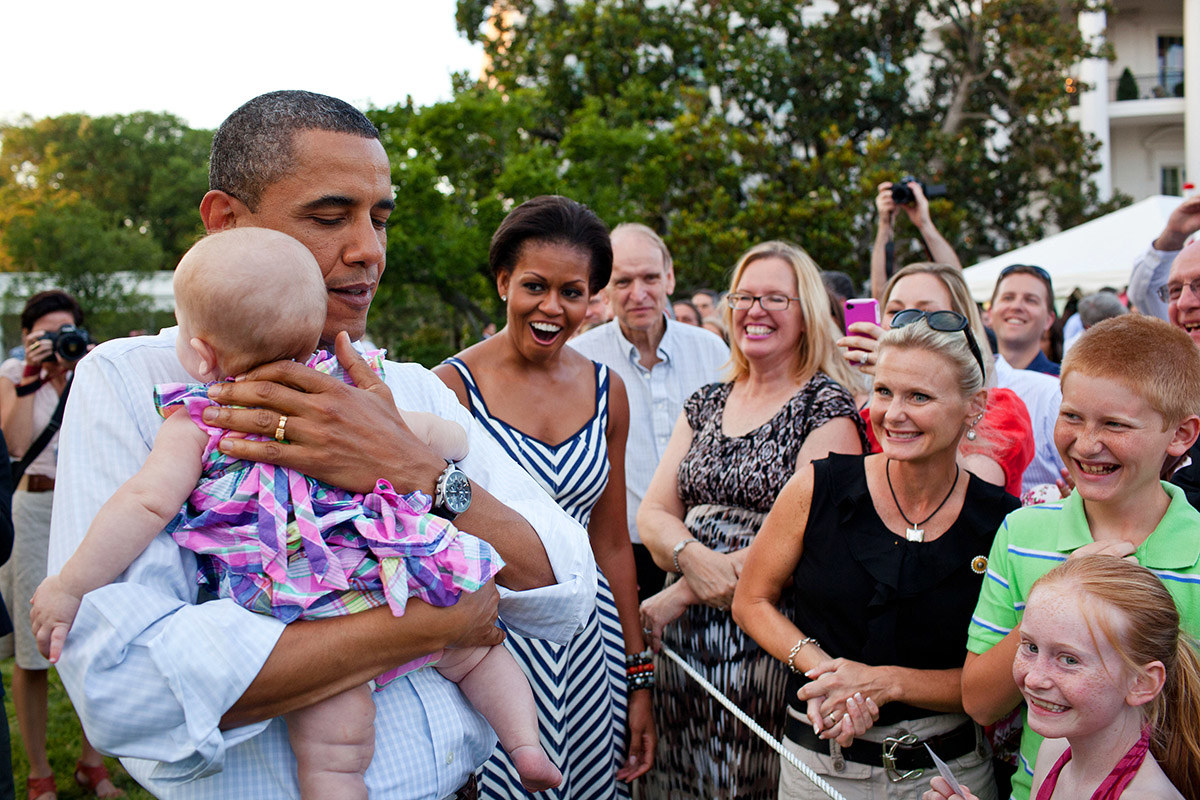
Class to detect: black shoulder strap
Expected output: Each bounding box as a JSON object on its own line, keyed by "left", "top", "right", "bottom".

{"left": 11, "top": 376, "right": 72, "bottom": 485}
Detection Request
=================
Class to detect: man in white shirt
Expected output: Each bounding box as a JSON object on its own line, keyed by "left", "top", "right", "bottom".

{"left": 48, "top": 90, "right": 595, "bottom": 800}
{"left": 1128, "top": 196, "right": 1200, "bottom": 320}
{"left": 993, "top": 354, "right": 1066, "bottom": 494}
{"left": 571, "top": 224, "right": 728, "bottom": 599}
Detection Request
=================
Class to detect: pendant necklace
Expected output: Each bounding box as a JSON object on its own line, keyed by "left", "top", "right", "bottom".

{"left": 886, "top": 459, "right": 960, "bottom": 543}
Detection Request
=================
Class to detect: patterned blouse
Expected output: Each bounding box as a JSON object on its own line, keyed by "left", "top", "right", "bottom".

{"left": 677, "top": 373, "right": 868, "bottom": 513}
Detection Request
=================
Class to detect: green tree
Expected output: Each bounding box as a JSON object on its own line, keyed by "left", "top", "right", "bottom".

{"left": 0, "top": 112, "right": 210, "bottom": 265}
{"left": 455, "top": 0, "right": 1121, "bottom": 290}
{"left": 0, "top": 191, "right": 166, "bottom": 340}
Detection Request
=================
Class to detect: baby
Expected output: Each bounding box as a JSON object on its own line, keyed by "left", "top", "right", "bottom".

{"left": 925, "top": 556, "right": 1200, "bottom": 799}
{"left": 31, "top": 228, "right": 561, "bottom": 799}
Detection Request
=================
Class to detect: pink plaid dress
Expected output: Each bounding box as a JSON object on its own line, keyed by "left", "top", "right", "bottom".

{"left": 155, "top": 350, "right": 503, "bottom": 684}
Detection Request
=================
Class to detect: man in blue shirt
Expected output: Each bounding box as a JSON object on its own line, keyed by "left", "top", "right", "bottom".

{"left": 572, "top": 224, "right": 728, "bottom": 598}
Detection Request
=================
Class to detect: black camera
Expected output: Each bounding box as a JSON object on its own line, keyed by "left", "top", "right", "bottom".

{"left": 38, "top": 324, "right": 92, "bottom": 363}
{"left": 891, "top": 176, "right": 948, "bottom": 206}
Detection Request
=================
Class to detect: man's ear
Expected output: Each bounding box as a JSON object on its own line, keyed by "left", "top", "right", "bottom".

{"left": 664, "top": 263, "right": 676, "bottom": 297}
{"left": 199, "top": 190, "right": 248, "bottom": 234}
{"left": 189, "top": 337, "right": 221, "bottom": 382}
{"left": 1168, "top": 415, "right": 1200, "bottom": 457}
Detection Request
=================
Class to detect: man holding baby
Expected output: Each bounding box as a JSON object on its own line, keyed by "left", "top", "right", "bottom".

{"left": 45, "top": 90, "right": 596, "bottom": 800}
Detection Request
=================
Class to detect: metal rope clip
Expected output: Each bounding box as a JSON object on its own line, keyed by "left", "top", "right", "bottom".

{"left": 882, "top": 732, "right": 924, "bottom": 783}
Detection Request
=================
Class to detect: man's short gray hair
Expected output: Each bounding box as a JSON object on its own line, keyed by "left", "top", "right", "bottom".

{"left": 611, "top": 223, "right": 672, "bottom": 273}
{"left": 209, "top": 90, "right": 380, "bottom": 210}
{"left": 1077, "top": 291, "right": 1128, "bottom": 329}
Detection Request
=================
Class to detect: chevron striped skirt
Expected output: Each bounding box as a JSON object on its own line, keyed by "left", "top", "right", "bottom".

{"left": 479, "top": 571, "right": 629, "bottom": 800}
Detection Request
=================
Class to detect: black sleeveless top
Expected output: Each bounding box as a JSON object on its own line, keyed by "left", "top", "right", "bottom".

{"left": 788, "top": 453, "right": 1019, "bottom": 726}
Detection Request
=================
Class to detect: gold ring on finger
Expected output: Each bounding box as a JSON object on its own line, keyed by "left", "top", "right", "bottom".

{"left": 274, "top": 414, "right": 288, "bottom": 443}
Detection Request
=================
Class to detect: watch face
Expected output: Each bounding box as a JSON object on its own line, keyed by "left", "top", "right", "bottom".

{"left": 443, "top": 469, "right": 472, "bottom": 513}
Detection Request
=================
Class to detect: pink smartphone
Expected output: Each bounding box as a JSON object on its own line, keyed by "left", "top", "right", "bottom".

{"left": 843, "top": 298, "right": 880, "bottom": 334}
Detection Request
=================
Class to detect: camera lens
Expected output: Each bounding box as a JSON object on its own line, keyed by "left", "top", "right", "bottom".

{"left": 53, "top": 325, "right": 90, "bottom": 362}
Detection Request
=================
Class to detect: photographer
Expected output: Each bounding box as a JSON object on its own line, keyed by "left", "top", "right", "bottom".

{"left": 870, "top": 180, "right": 961, "bottom": 301}
{"left": 0, "top": 291, "right": 115, "bottom": 800}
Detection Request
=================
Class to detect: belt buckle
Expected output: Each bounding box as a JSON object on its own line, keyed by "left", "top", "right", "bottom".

{"left": 882, "top": 732, "right": 923, "bottom": 783}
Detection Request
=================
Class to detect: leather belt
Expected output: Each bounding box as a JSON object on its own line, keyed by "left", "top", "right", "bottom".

{"left": 442, "top": 773, "right": 477, "bottom": 800}
{"left": 21, "top": 474, "right": 55, "bottom": 493}
{"left": 786, "top": 716, "right": 982, "bottom": 778}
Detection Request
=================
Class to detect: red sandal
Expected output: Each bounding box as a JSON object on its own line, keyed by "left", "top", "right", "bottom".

{"left": 74, "top": 761, "right": 124, "bottom": 799}
{"left": 25, "top": 773, "right": 56, "bottom": 800}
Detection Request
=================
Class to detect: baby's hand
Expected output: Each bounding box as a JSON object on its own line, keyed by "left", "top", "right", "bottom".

{"left": 30, "top": 575, "right": 82, "bottom": 663}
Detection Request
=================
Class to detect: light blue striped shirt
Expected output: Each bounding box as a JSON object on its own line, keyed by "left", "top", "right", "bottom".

{"left": 570, "top": 318, "right": 728, "bottom": 543}
{"left": 48, "top": 328, "right": 597, "bottom": 799}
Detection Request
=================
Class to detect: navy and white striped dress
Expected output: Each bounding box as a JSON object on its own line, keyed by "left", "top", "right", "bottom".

{"left": 444, "top": 358, "right": 628, "bottom": 800}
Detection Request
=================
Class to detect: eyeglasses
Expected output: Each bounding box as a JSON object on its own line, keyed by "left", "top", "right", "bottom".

{"left": 726, "top": 292, "right": 802, "bottom": 311}
{"left": 889, "top": 309, "right": 987, "bottom": 385}
{"left": 1157, "top": 279, "right": 1200, "bottom": 303}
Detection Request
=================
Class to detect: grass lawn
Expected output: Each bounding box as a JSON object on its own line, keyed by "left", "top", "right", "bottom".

{"left": 2, "top": 660, "right": 153, "bottom": 799}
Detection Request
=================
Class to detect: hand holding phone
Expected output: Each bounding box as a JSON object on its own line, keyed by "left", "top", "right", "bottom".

{"left": 843, "top": 299, "right": 880, "bottom": 334}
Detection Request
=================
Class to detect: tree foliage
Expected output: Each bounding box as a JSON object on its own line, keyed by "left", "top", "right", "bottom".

{"left": 0, "top": 112, "right": 209, "bottom": 339}
{"left": 0, "top": 2, "right": 1121, "bottom": 364}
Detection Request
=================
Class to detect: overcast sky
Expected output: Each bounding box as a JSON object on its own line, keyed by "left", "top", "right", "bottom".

{"left": 1, "top": 0, "right": 484, "bottom": 129}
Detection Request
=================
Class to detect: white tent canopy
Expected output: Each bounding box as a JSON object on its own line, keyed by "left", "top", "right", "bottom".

{"left": 962, "top": 195, "right": 1184, "bottom": 304}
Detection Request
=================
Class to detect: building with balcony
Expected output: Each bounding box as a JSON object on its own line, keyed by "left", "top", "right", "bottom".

{"left": 1076, "top": 0, "right": 1197, "bottom": 200}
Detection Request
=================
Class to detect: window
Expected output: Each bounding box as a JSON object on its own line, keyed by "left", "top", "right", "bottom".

{"left": 1162, "top": 166, "right": 1184, "bottom": 197}
{"left": 1158, "top": 36, "right": 1184, "bottom": 97}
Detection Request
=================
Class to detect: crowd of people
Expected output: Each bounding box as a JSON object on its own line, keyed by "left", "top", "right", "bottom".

{"left": 1, "top": 89, "right": 1200, "bottom": 800}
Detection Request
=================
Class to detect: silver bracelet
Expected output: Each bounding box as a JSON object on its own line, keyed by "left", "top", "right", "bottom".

{"left": 787, "top": 637, "right": 820, "bottom": 675}
{"left": 672, "top": 537, "right": 700, "bottom": 574}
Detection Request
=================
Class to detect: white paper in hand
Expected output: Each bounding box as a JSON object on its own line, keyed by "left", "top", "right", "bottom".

{"left": 924, "top": 743, "right": 964, "bottom": 796}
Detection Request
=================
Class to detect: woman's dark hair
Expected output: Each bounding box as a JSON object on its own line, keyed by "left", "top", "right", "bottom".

{"left": 21, "top": 290, "right": 83, "bottom": 332}
{"left": 488, "top": 196, "right": 612, "bottom": 294}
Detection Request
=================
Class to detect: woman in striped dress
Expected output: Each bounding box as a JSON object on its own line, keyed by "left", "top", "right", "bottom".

{"left": 435, "top": 196, "right": 654, "bottom": 799}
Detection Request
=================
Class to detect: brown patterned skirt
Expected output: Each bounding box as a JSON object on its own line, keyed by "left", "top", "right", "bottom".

{"left": 642, "top": 504, "right": 792, "bottom": 800}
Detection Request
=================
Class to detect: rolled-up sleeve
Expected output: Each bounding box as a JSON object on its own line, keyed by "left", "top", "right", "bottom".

{"left": 1128, "top": 244, "right": 1177, "bottom": 320}
{"left": 64, "top": 585, "right": 281, "bottom": 781}
{"left": 48, "top": 335, "right": 283, "bottom": 779}
{"left": 386, "top": 364, "right": 597, "bottom": 645}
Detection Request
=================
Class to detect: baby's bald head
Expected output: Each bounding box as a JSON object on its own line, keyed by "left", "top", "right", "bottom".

{"left": 174, "top": 228, "right": 326, "bottom": 377}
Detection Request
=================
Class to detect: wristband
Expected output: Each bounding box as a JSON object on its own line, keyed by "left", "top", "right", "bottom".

{"left": 15, "top": 378, "right": 43, "bottom": 397}
{"left": 22, "top": 363, "right": 40, "bottom": 378}
{"left": 672, "top": 537, "right": 700, "bottom": 574}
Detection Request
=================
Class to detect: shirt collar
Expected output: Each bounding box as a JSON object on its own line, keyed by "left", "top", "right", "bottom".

{"left": 1055, "top": 483, "right": 1200, "bottom": 569}
{"left": 615, "top": 314, "right": 673, "bottom": 367}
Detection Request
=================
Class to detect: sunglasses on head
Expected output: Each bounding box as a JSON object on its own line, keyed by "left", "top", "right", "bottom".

{"left": 889, "top": 309, "right": 987, "bottom": 386}
{"left": 1000, "top": 263, "right": 1054, "bottom": 289}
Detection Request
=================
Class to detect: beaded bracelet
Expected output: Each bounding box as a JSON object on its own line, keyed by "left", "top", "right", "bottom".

{"left": 626, "top": 649, "right": 656, "bottom": 690}
{"left": 787, "top": 637, "right": 820, "bottom": 675}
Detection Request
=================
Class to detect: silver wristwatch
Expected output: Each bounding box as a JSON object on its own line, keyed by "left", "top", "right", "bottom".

{"left": 433, "top": 461, "right": 471, "bottom": 520}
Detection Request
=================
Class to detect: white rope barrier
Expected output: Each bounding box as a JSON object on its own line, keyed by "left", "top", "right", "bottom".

{"left": 659, "top": 643, "right": 848, "bottom": 800}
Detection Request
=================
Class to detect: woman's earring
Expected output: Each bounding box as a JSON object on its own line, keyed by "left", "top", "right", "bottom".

{"left": 501, "top": 295, "right": 507, "bottom": 302}
{"left": 966, "top": 413, "right": 983, "bottom": 442}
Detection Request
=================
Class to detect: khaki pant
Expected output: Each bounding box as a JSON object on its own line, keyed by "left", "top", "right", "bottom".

{"left": 779, "top": 713, "right": 997, "bottom": 800}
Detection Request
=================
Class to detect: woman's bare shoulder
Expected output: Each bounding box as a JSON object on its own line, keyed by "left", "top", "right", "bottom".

{"left": 1122, "top": 755, "right": 1184, "bottom": 799}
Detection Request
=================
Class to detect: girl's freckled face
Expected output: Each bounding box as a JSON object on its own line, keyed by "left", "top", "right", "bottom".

{"left": 1012, "top": 584, "right": 1138, "bottom": 741}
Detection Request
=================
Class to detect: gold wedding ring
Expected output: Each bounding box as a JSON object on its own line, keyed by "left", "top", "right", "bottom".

{"left": 274, "top": 414, "right": 288, "bottom": 443}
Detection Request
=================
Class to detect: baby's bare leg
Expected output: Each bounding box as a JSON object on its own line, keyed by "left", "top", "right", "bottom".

{"left": 437, "top": 646, "right": 561, "bottom": 791}
{"left": 285, "top": 683, "right": 375, "bottom": 800}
